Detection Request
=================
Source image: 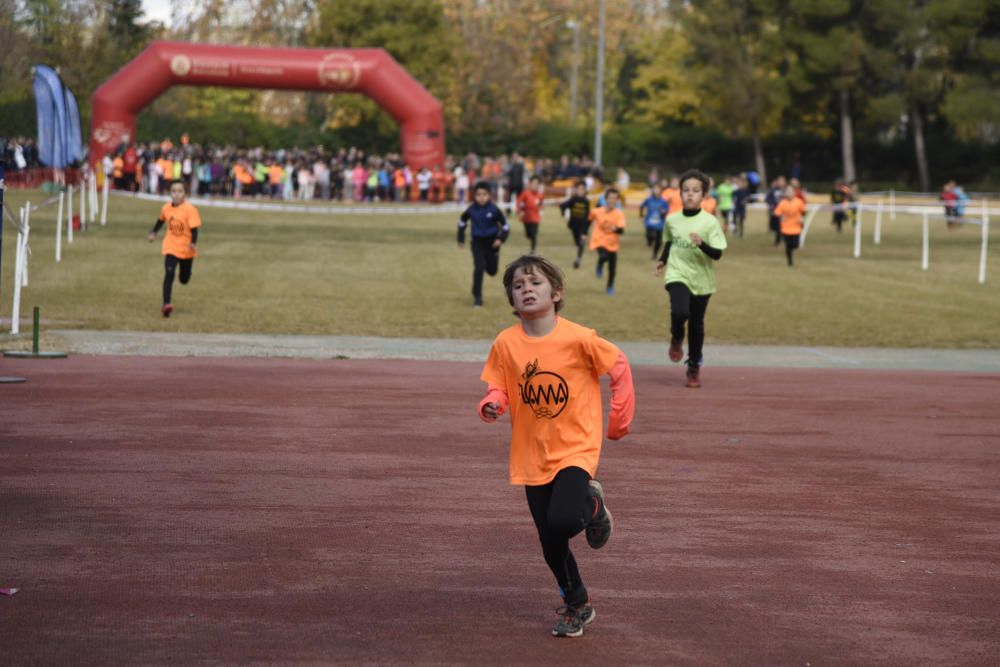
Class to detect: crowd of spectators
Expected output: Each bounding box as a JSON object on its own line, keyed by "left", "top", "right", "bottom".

{"left": 97, "top": 135, "right": 606, "bottom": 204}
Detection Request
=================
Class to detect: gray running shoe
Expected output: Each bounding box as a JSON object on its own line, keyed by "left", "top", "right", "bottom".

{"left": 551, "top": 602, "right": 595, "bottom": 638}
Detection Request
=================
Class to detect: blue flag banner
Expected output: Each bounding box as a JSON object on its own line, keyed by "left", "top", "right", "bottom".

{"left": 32, "top": 65, "right": 82, "bottom": 168}
{"left": 64, "top": 86, "right": 84, "bottom": 164}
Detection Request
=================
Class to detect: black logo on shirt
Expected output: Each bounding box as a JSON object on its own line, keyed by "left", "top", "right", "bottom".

{"left": 518, "top": 359, "right": 569, "bottom": 419}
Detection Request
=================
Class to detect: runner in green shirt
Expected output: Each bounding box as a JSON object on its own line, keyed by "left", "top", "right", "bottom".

{"left": 716, "top": 176, "right": 735, "bottom": 233}
{"left": 654, "top": 168, "right": 728, "bottom": 388}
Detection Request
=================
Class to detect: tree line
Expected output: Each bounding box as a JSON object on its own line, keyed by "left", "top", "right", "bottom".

{"left": 2, "top": 0, "right": 998, "bottom": 188}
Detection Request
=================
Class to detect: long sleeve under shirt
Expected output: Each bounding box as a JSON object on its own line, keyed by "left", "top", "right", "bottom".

{"left": 658, "top": 208, "right": 723, "bottom": 264}
{"left": 458, "top": 202, "right": 510, "bottom": 244}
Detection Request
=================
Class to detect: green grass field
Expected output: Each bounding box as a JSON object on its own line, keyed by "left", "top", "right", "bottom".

{"left": 2, "top": 188, "right": 998, "bottom": 348}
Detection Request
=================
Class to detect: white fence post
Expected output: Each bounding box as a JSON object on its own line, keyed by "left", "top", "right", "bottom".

{"left": 921, "top": 211, "right": 929, "bottom": 271}
{"left": 90, "top": 174, "right": 98, "bottom": 224}
{"left": 67, "top": 184, "right": 74, "bottom": 243}
{"left": 979, "top": 200, "right": 990, "bottom": 284}
{"left": 20, "top": 203, "right": 30, "bottom": 287}
{"left": 100, "top": 177, "right": 109, "bottom": 225}
{"left": 854, "top": 204, "right": 863, "bottom": 258}
{"left": 799, "top": 206, "right": 820, "bottom": 248}
{"left": 890, "top": 189, "right": 896, "bottom": 221}
{"left": 11, "top": 208, "right": 24, "bottom": 335}
{"left": 80, "top": 175, "right": 87, "bottom": 230}
{"left": 874, "top": 198, "right": 883, "bottom": 245}
{"left": 56, "top": 190, "right": 64, "bottom": 262}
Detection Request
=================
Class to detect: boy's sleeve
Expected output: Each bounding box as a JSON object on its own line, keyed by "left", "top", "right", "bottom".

{"left": 480, "top": 340, "right": 507, "bottom": 393}
{"left": 606, "top": 352, "right": 634, "bottom": 437}
{"left": 189, "top": 206, "right": 202, "bottom": 229}
{"left": 587, "top": 336, "right": 634, "bottom": 441}
{"left": 495, "top": 205, "right": 510, "bottom": 241}
{"left": 706, "top": 214, "right": 728, "bottom": 250}
{"left": 478, "top": 386, "right": 509, "bottom": 422}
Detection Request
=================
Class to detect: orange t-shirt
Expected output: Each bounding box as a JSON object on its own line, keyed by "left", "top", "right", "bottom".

{"left": 158, "top": 201, "right": 202, "bottom": 259}
{"left": 588, "top": 206, "right": 626, "bottom": 252}
{"left": 661, "top": 187, "right": 682, "bottom": 215}
{"left": 775, "top": 197, "right": 806, "bottom": 235}
{"left": 480, "top": 317, "right": 621, "bottom": 485}
{"left": 517, "top": 190, "right": 544, "bottom": 224}
{"left": 703, "top": 196, "right": 718, "bottom": 214}
{"left": 268, "top": 165, "right": 283, "bottom": 185}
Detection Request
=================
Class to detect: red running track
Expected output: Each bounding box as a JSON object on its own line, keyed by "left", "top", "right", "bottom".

{"left": 1, "top": 356, "right": 998, "bottom": 664}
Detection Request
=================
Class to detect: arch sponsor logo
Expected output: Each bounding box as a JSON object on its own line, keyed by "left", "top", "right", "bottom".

{"left": 518, "top": 359, "right": 569, "bottom": 419}
{"left": 93, "top": 121, "right": 129, "bottom": 147}
{"left": 170, "top": 55, "right": 192, "bottom": 77}
{"left": 318, "top": 53, "right": 361, "bottom": 89}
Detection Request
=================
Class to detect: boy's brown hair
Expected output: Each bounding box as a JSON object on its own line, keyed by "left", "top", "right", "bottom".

{"left": 502, "top": 255, "right": 566, "bottom": 313}
{"left": 678, "top": 168, "right": 710, "bottom": 194}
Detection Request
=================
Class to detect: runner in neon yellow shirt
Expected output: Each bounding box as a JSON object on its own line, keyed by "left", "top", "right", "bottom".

{"left": 654, "top": 168, "right": 727, "bottom": 388}
{"left": 716, "top": 176, "right": 735, "bottom": 233}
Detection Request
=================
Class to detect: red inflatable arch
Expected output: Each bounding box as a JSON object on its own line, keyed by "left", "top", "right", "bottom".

{"left": 89, "top": 41, "right": 445, "bottom": 168}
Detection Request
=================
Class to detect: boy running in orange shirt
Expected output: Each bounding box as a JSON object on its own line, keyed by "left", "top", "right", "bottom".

{"left": 516, "top": 175, "right": 545, "bottom": 253}
{"left": 588, "top": 188, "right": 626, "bottom": 296}
{"left": 774, "top": 185, "right": 806, "bottom": 267}
{"left": 147, "top": 181, "right": 201, "bottom": 317}
{"left": 478, "top": 254, "right": 634, "bottom": 638}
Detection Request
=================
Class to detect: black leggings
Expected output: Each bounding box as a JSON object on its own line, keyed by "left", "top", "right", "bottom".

{"left": 666, "top": 282, "right": 711, "bottom": 367}
{"left": 769, "top": 215, "right": 781, "bottom": 245}
{"left": 782, "top": 233, "right": 800, "bottom": 266}
{"left": 645, "top": 227, "right": 663, "bottom": 259}
{"left": 597, "top": 248, "right": 617, "bottom": 289}
{"left": 471, "top": 236, "right": 500, "bottom": 302}
{"left": 523, "top": 222, "right": 539, "bottom": 252}
{"left": 525, "top": 466, "right": 592, "bottom": 606}
{"left": 569, "top": 221, "right": 589, "bottom": 260}
{"left": 163, "top": 254, "right": 193, "bottom": 305}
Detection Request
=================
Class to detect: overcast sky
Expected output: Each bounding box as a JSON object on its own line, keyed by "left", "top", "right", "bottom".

{"left": 141, "top": 0, "right": 174, "bottom": 27}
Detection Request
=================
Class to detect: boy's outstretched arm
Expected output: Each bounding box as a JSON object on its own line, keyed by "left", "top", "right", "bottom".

{"left": 478, "top": 385, "right": 509, "bottom": 423}
{"left": 606, "top": 350, "right": 635, "bottom": 440}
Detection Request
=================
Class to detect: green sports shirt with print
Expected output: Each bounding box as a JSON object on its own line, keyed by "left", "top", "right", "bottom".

{"left": 663, "top": 209, "right": 728, "bottom": 295}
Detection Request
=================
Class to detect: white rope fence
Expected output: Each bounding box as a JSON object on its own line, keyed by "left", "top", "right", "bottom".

{"left": 795, "top": 199, "right": 993, "bottom": 284}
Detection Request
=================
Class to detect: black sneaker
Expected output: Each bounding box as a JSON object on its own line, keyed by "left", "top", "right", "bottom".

{"left": 551, "top": 601, "right": 595, "bottom": 638}
{"left": 586, "top": 479, "right": 613, "bottom": 549}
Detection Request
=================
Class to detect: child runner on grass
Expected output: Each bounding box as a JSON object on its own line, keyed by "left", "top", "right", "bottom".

{"left": 516, "top": 175, "right": 545, "bottom": 254}
{"left": 147, "top": 180, "right": 201, "bottom": 317}
{"left": 655, "top": 169, "right": 727, "bottom": 388}
{"left": 774, "top": 185, "right": 806, "bottom": 267}
{"left": 458, "top": 181, "right": 510, "bottom": 307}
{"left": 589, "top": 188, "right": 627, "bottom": 296}
{"left": 478, "top": 255, "right": 635, "bottom": 638}
{"left": 640, "top": 183, "right": 669, "bottom": 260}
{"left": 559, "top": 180, "right": 591, "bottom": 269}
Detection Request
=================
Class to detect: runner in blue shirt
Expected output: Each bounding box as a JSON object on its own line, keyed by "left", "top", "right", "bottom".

{"left": 639, "top": 185, "right": 669, "bottom": 260}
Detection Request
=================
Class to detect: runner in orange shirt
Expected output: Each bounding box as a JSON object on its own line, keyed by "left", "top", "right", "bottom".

{"left": 774, "top": 185, "right": 806, "bottom": 267}
{"left": 660, "top": 176, "right": 682, "bottom": 216}
{"left": 588, "top": 188, "right": 627, "bottom": 296}
{"left": 147, "top": 181, "right": 202, "bottom": 317}
{"left": 516, "top": 175, "right": 545, "bottom": 254}
{"left": 478, "top": 254, "right": 634, "bottom": 638}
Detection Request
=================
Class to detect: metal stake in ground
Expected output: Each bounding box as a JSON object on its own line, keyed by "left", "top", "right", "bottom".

{"left": 3, "top": 306, "right": 68, "bottom": 359}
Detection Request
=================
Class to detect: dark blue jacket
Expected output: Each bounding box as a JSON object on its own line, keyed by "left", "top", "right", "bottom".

{"left": 458, "top": 202, "right": 509, "bottom": 243}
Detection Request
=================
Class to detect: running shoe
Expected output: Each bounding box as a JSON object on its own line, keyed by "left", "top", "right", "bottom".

{"left": 586, "top": 479, "right": 613, "bottom": 549}
{"left": 686, "top": 365, "right": 701, "bottom": 388}
{"left": 551, "top": 601, "right": 595, "bottom": 638}
{"left": 161, "top": 304, "right": 173, "bottom": 318}
{"left": 668, "top": 338, "right": 683, "bottom": 363}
